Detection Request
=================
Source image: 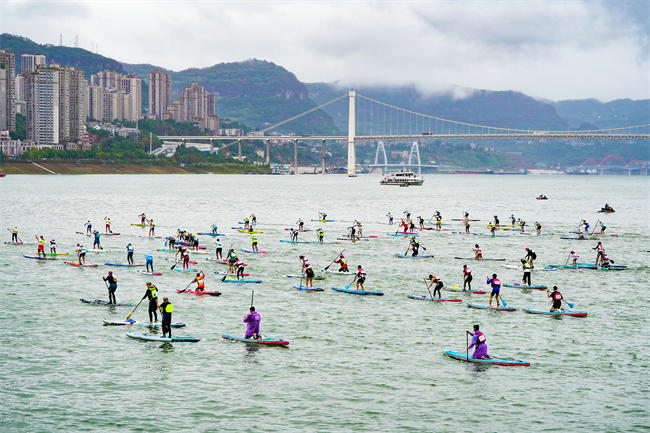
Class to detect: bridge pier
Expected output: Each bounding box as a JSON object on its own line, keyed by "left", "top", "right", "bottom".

{"left": 294, "top": 139, "right": 298, "bottom": 175}
{"left": 265, "top": 139, "right": 270, "bottom": 165}
{"left": 210, "top": 139, "right": 214, "bottom": 154}
{"left": 322, "top": 139, "right": 326, "bottom": 175}
{"left": 238, "top": 140, "right": 242, "bottom": 161}
{"left": 347, "top": 90, "right": 357, "bottom": 177}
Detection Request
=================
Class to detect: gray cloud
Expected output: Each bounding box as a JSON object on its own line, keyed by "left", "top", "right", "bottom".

{"left": 1, "top": 0, "right": 647, "bottom": 101}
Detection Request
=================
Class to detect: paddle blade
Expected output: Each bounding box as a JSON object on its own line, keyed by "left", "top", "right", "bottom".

{"left": 344, "top": 285, "right": 351, "bottom": 290}
{"left": 454, "top": 285, "right": 459, "bottom": 289}
{"left": 567, "top": 302, "right": 574, "bottom": 308}
{"left": 501, "top": 299, "right": 507, "bottom": 307}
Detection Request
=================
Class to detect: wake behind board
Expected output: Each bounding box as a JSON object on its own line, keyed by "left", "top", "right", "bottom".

{"left": 80, "top": 299, "right": 134, "bottom": 306}
{"left": 332, "top": 287, "right": 383, "bottom": 296}
{"left": 126, "top": 332, "right": 199, "bottom": 342}
{"left": 222, "top": 334, "right": 289, "bottom": 346}
{"left": 466, "top": 303, "right": 517, "bottom": 312}
{"left": 407, "top": 295, "right": 462, "bottom": 302}
{"left": 443, "top": 350, "right": 529, "bottom": 366}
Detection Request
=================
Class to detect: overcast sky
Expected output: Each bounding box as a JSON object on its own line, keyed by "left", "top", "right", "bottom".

{"left": 1, "top": 0, "right": 648, "bottom": 101}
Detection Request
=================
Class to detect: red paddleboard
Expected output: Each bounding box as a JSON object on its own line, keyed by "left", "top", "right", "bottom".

{"left": 64, "top": 261, "right": 98, "bottom": 267}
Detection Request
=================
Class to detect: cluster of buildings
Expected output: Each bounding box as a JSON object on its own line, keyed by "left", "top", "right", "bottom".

{"left": 0, "top": 49, "right": 222, "bottom": 157}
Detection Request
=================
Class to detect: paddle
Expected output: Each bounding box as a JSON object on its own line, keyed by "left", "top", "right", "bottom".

{"left": 221, "top": 269, "right": 230, "bottom": 282}
{"left": 498, "top": 293, "right": 508, "bottom": 308}
{"left": 564, "top": 252, "right": 572, "bottom": 267}
{"left": 344, "top": 274, "right": 357, "bottom": 290}
{"left": 324, "top": 249, "right": 345, "bottom": 270}
{"left": 590, "top": 220, "right": 600, "bottom": 236}
{"left": 251, "top": 290, "right": 254, "bottom": 308}
{"left": 563, "top": 299, "right": 575, "bottom": 309}
{"left": 126, "top": 298, "right": 144, "bottom": 320}
{"left": 179, "top": 280, "right": 194, "bottom": 293}
{"left": 423, "top": 278, "right": 434, "bottom": 302}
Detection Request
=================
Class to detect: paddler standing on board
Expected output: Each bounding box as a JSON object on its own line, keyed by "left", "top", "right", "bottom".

{"left": 593, "top": 242, "right": 605, "bottom": 265}
{"left": 352, "top": 265, "right": 366, "bottom": 291}
{"left": 435, "top": 211, "right": 442, "bottom": 229}
{"left": 523, "top": 248, "right": 536, "bottom": 269}
{"left": 215, "top": 238, "right": 222, "bottom": 259}
{"left": 579, "top": 219, "right": 590, "bottom": 234}
{"left": 93, "top": 230, "right": 101, "bottom": 250}
{"left": 296, "top": 218, "right": 305, "bottom": 231}
{"left": 488, "top": 223, "right": 497, "bottom": 237}
{"left": 49, "top": 239, "right": 57, "bottom": 254}
{"left": 494, "top": 215, "right": 500, "bottom": 227}
{"left": 426, "top": 275, "right": 443, "bottom": 299}
{"left": 409, "top": 237, "right": 419, "bottom": 257}
{"left": 9, "top": 227, "right": 19, "bottom": 243}
{"left": 547, "top": 286, "right": 564, "bottom": 312}
{"left": 535, "top": 222, "right": 542, "bottom": 234}
{"left": 159, "top": 297, "right": 173, "bottom": 338}
{"left": 251, "top": 234, "right": 258, "bottom": 252}
{"left": 521, "top": 259, "right": 532, "bottom": 286}
{"left": 211, "top": 224, "right": 218, "bottom": 234}
{"left": 290, "top": 228, "right": 299, "bottom": 242}
{"left": 473, "top": 244, "right": 483, "bottom": 259}
{"left": 418, "top": 216, "right": 425, "bottom": 230}
{"left": 103, "top": 271, "right": 117, "bottom": 304}
{"left": 467, "top": 325, "right": 492, "bottom": 359}
{"left": 400, "top": 218, "right": 408, "bottom": 234}
{"left": 145, "top": 254, "right": 154, "bottom": 273}
{"left": 148, "top": 220, "right": 155, "bottom": 237}
{"left": 139, "top": 213, "right": 147, "bottom": 225}
{"left": 142, "top": 282, "right": 159, "bottom": 323}
{"left": 76, "top": 243, "right": 87, "bottom": 265}
{"left": 486, "top": 274, "right": 502, "bottom": 307}
{"left": 464, "top": 220, "right": 471, "bottom": 234}
{"left": 243, "top": 217, "right": 250, "bottom": 230}
{"left": 181, "top": 247, "right": 191, "bottom": 270}
{"left": 510, "top": 214, "right": 516, "bottom": 226}
{"left": 570, "top": 250, "right": 579, "bottom": 266}
{"left": 85, "top": 220, "right": 92, "bottom": 235}
{"left": 463, "top": 264, "right": 472, "bottom": 291}
{"left": 104, "top": 217, "right": 112, "bottom": 234}
{"left": 126, "top": 243, "right": 134, "bottom": 265}
{"left": 251, "top": 214, "right": 257, "bottom": 225}
{"left": 35, "top": 235, "right": 46, "bottom": 258}
{"left": 244, "top": 306, "right": 261, "bottom": 339}
{"left": 317, "top": 228, "right": 324, "bottom": 244}
{"left": 386, "top": 213, "right": 394, "bottom": 225}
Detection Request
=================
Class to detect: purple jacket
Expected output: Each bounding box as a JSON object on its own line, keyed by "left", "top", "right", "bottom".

{"left": 468, "top": 331, "right": 489, "bottom": 359}
{"left": 243, "top": 312, "right": 261, "bottom": 337}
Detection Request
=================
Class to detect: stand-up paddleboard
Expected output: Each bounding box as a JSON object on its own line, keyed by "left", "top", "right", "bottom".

{"left": 222, "top": 334, "right": 289, "bottom": 346}
{"left": 560, "top": 236, "right": 598, "bottom": 240}
{"left": 549, "top": 262, "right": 627, "bottom": 271}
{"left": 474, "top": 233, "right": 509, "bottom": 237}
{"left": 387, "top": 233, "right": 419, "bottom": 237}
{"left": 165, "top": 258, "right": 197, "bottom": 264}
{"left": 285, "top": 228, "right": 313, "bottom": 232}
{"left": 241, "top": 248, "right": 268, "bottom": 254}
{"left": 85, "top": 249, "right": 112, "bottom": 253}
{"left": 466, "top": 303, "right": 517, "bottom": 312}
{"left": 24, "top": 255, "right": 57, "bottom": 260}
{"left": 221, "top": 278, "right": 262, "bottom": 283}
{"left": 64, "top": 261, "right": 97, "bottom": 267}
{"left": 206, "top": 258, "right": 246, "bottom": 265}
{"left": 45, "top": 252, "right": 69, "bottom": 256}
{"left": 502, "top": 264, "right": 556, "bottom": 271}
{"left": 103, "top": 233, "right": 121, "bottom": 236}
{"left": 443, "top": 351, "right": 529, "bottom": 366}
{"left": 280, "top": 240, "right": 341, "bottom": 244}
{"left": 76, "top": 232, "right": 91, "bottom": 236}
{"left": 523, "top": 308, "right": 588, "bottom": 317}
{"left": 237, "top": 229, "right": 263, "bottom": 234}
{"left": 104, "top": 319, "right": 186, "bottom": 327}
{"left": 451, "top": 232, "right": 476, "bottom": 235}
{"left": 158, "top": 249, "right": 209, "bottom": 255}
{"left": 138, "top": 235, "right": 162, "bottom": 239}
{"left": 451, "top": 219, "right": 481, "bottom": 221}
{"left": 395, "top": 253, "right": 434, "bottom": 258}
{"left": 285, "top": 274, "right": 326, "bottom": 280}
{"left": 293, "top": 285, "right": 324, "bottom": 291}
{"left": 4, "top": 241, "right": 24, "bottom": 245}
{"left": 197, "top": 232, "right": 226, "bottom": 236}
{"left": 136, "top": 270, "right": 163, "bottom": 276}
{"left": 336, "top": 238, "right": 369, "bottom": 242}
{"left": 454, "top": 257, "right": 506, "bottom": 261}
{"left": 173, "top": 268, "right": 198, "bottom": 273}
{"left": 127, "top": 332, "right": 199, "bottom": 342}
{"left": 214, "top": 271, "right": 249, "bottom": 276}
{"left": 332, "top": 287, "right": 383, "bottom": 296}
{"left": 311, "top": 219, "right": 335, "bottom": 222}
{"left": 407, "top": 295, "right": 462, "bottom": 302}
{"left": 442, "top": 286, "right": 487, "bottom": 294}
{"left": 177, "top": 289, "right": 221, "bottom": 296}
{"left": 104, "top": 263, "right": 145, "bottom": 267}
{"left": 80, "top": 299, "right": 134, "bottom": 306}
{"left": 322, "top": 269, "right": 353, "bottom": 275}
{"left": 502, "top": 283, "right": 547, "bottom": 290}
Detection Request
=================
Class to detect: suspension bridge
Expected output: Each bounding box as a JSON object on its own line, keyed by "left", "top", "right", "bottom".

{"left": 157, "top": 91, "right": 650, "bottom": 176}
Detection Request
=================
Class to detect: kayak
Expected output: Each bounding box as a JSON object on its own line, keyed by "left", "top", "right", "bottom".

{"left": 443, "top": 350, "right": 530, "bottom": 366}
{"left": 126, "top": 332, "right": 200, "bottom": 342}
{"left": 197, "top": 232, "right": 226, "bottom": 236}
{"left": 214, "top": 271, "right": 249, "bottom": 276}
{"left": 64, "top": 261, "right": 98, "bottom": 267}
{"left": 177, "top": 289, "right": 221, "bottom": 296}
{"left": 222, "top": 334, "right": 289, "bottom": 346}
{"left": 502, "top": 283, "right": 547, "bottom": 290}
{"left": 279, "top": 240, "right": 341, "bottom": 244}
{"left": 293, "top": 285, "right": 325, "bottom": 291}
{"left": 285, "top": 274, "right": 326, "bottom": 280}
{"left": 24, "top": 255, "right": 57, "bottom": 260}
{"left": 80, "top": 299, "right": 134, "bottom": 306}
{"left": 395, "top": 253, "right": 435, "bottom": 258}
{"left": 237, "top": 229, "right": 264, "bottom": 234}
{"left": 104, "top": 263, "right": 145, "bottom": 267}
{"left": 466, "top": 303, "right": 517, "bottom": 312}
{"left": 173, "top": 268, "right": 199, "bottom": 273}
{"left": 387, "top": 233, "right": 419, "bottom": 237}
{"left": 502, "top": 265, "right": 556, "bottom": 271}
{"left": 454, "top": 257, "right": 505, "bottom": 261}
{"left": 136, "top": 270, "right": 163, "bottom": 276}
{"left": 523, "top": 308, "right": 588, "bottom": 317}
{"left": 221, "top": 278, "right": 262, "bottom": 283}
{"left": 241, "top": 248, "right": 268, "bottom": 254}
{"left": 311, "top": 219, "right": 335, "bottom": 222}
{"left": 407, "top": 295, "right": 462, "bottom": 302}
{"left": 104, "top": 319, "right": 187, "bottom": 327}
{"left": 442, "top": 286, "right": 487, "bottom": 294}
{"left": 332, "top": 287, "right": 384, "bottom": 296}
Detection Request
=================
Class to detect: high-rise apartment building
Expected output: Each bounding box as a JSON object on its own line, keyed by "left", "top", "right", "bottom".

{"left": 90, "top": 70, "right": 142, "bottom": 121}
{"left": 0, "top": 50, "right": 16, "bottom": 132}
{"left": 58, "top": 66, "right": 85, "bottom": 144}
{"left": 26, "top": 66, "right": 60, "bottom": 144}
{"left": 86, "top": 84, "right": 103, "bottom": 121}
{"left": 120, "top": 74, "right": 141, "bottom": 121}
{"left": 148, "top": 69, "right": 171, "bottom": 120}
{"left": 21, "top": 53, "right": 46, "bottom": 74}
{"left": 166, "top": 82, "right": 219, "bottom": 133}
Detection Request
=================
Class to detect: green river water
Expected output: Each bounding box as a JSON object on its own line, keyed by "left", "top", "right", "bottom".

{"left": 0, "top": 173, "right": 648, "bottom": 432}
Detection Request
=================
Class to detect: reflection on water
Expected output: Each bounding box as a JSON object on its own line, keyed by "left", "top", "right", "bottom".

{"left": 243, "top": 344, "right": 261, "bottom": 363}
{"left": 159, "top": 342, "right": 175, "bottom": 354}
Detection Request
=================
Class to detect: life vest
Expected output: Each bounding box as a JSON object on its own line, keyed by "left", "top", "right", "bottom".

{"left": 464, "top": 268, "right": 471, "bottom": 275}
{"left": 39, "top": 238, "right": 45, "bottom": 245}
{"left": 492, "top": 278, "right": 501, "bottom": 287}
{"left": 148, "top": 285, "right": 158, "bottom": 299}
{"left": 161, "top": 303, "right": 173, "bottom": 314}
{"left": 196, "top": 275, "right": 205, "bottom": 288}
{"left": 358, "top": 268, "right": 366, "bottom": 277}
{"left": 251, "top": 236, "right": 257, "bottom": 242}
{"left": 127, "top": 245, "right": 133, "bottom": 252}
{"left": 476, "top": 331, "right": 486, "bottom": 344}
{"left": 552, "top": 292, "right": 562, "bottom": 301}
{"left": 523, "top": 262, "right": 531, "bottom": 270}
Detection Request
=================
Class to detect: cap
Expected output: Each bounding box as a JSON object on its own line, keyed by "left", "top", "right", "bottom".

{"left": 77, "top": 243, "right": 80, "bottom": 246}
{"left": 108, "top": 271, "right": 113, "bottom": 274}
{"left": 299, "top": 255, "right": 304, "bottom": 258}
{"left": 570, "top": 250, "right": 575, "bottom": 253}
{"left": 340, "top": 255, "right": 344, "bottom": 258}
{"left": 525, "top": 247, "right": 529, "bottom": 250}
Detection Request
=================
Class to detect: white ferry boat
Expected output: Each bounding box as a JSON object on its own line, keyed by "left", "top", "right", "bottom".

{"left": 380, "top": 169, "right": 424, "bottom": 186}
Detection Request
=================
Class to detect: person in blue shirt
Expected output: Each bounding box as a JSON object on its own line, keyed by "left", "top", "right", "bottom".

{"left": 145, "top": 254, "right": 154, "bottom": 273}
{"left": 126, "top": 243, "right": 134, "bottom": 265}
{"left": 93, "top": 230, "right": 101, "bottom": 250}
{"left": 486, "top": 273, "right": 502, "bottom": 307}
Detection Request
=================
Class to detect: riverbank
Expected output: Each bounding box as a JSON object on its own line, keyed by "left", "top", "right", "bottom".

{"left": 0, "top": 162, "right": 270, "bottom": 175}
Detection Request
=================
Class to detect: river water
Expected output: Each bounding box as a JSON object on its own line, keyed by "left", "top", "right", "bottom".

{"left": 0, "top": 173, "right": 648, "bottom": 432}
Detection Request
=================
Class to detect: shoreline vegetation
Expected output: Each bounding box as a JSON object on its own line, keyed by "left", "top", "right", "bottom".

{"left": 0, "top": 162, "right": 271, "bottom": 175}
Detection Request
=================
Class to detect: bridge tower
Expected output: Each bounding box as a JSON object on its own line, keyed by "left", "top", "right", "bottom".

{"left": 347, "top": 90, "right": 357, "bottom": 177}
{"left": 408, "top": 141, "right": 421, "bottom": 174}
{"left": 374, "top": 141, "right": 388, "bottom": 173}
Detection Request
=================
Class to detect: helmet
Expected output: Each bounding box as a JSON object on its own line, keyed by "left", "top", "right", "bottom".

{"left": 51, "top": 239, "right": 55, "bottom": 242}
{"left": 77, "top": 243, "right": 80, "bottom": 246}
{"left": 525, "top": 248, "right": 529, "bottom": 251}
{"left": 340, "top": 255, "right": 344, "bottom": 258}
